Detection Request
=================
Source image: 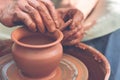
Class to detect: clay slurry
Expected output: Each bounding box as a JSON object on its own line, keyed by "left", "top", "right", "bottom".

{"left": 19, "top": 34, "right": 56, "bottom": 45}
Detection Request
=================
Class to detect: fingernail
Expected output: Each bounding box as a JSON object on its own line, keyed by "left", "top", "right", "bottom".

{"left": 49, "top": 24, "right": 57, "bottom": 32}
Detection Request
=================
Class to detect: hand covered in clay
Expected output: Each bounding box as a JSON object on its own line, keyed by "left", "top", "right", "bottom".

{"left": 57, "top": 8, "right": 94, "bottom": 46}
{"left": 0, "top": 0, "right": 59, "bottom": 33}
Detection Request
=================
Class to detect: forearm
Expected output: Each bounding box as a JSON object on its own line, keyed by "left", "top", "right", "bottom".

{"left": 61, "top": 0, "right": 99, "bottom": 19}
{"left": 73, "top": 0, "right": 98, "bottom": 19}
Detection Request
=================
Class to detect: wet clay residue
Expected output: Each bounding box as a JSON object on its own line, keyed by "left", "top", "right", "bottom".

{"left": 63, "top": 45, "right": 107, "bottom": 80}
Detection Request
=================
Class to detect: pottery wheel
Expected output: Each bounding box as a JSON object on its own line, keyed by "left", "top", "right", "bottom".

{"left": 0, "top": 54, "right": 88, "bottom": 80}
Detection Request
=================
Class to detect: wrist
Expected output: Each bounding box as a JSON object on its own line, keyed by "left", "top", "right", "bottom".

{"left": 66, "top": 0, "right": 99, "bottom": 19}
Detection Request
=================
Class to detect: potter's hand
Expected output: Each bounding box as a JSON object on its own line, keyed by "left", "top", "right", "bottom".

{"left": 0, "top": 0, "right": 59, "bottom": 33}
{"left": 57, "top": 8, "right": 84, "bottom": 46}
{"left": 57, "top": 8, "right": 94, "bottom": 46}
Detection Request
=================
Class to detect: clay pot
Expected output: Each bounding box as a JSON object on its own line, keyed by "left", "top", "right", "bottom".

{"left": 11, "top": 27, "right": 63, "bottom": 79}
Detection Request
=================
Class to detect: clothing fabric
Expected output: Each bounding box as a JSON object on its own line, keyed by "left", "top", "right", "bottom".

{"left": 83, "top": 0, "right": 120, "bottom": 41}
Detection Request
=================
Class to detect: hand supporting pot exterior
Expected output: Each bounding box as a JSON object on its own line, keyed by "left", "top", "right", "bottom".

{"left": 57, "top": 8, "right": 95, "bottom": 46}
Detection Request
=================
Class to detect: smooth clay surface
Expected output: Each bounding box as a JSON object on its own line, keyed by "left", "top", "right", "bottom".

{"left": 11, "top": 28, "right": 63, "bottom": 79}
{"left": 19, "top": 34, "right": 55, "bottom": 45}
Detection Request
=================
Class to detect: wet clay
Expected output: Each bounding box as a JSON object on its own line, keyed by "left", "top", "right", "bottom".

{"left": 0, "top": 27, "right": 110, "bottom": 80}
{"left": 63, "top": 43, "right": 110, "bottom": 80}
{"left": 0, "top": 54, "right": 88, "bottom": 80}
{"left": 11, "top": 27, "right": 63, "bottom": 79}
{"left": 19, "top": 34, "right": 55, "bottom": 45}
{"left": 0, "top": 41, "right": 110, "bottom": 80}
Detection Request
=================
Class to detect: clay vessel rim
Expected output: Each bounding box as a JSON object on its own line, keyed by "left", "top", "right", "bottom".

{"left": 11, "top": 27, "right": 63, "bottom": 48}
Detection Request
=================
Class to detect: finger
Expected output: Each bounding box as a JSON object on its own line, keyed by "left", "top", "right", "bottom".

{"left": 63, "top": 35, "right": 83, "bottom": 46}
{"left": 70, "top": 10, "right": 83, "bottom": 29}
{"left": 14, "top": 11, "right": 36, "bottom": 31}
{"left": 32, "top": 1, "right": 56, "bottom": 32}
{"left": 69, "top": 37, "right": 82, "bottom": 45}
{"left": 24, "top": 5, "right": 45, "bottom": 33}
{"left": 63, "top": 26, "right": 78, "bottom": 41}
{"left": 41, "top": 0, "right": 59, "bottom": 28}
{"left": 69, "top": 30, "right": 85, "bottom": 42}
{"left": 59, "top": 19, "right": 72, "bottom": 31}
{"left": 19, "top": 1, "right": 45, "bottom": 33}
{"left": 74, "top": 10, "right": 83, "bottom": 21}
{"left": 67, "top": 25, "right": 84, "bottom": 40}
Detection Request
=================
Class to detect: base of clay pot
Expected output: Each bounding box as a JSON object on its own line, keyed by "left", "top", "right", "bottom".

{"left": 0, "top": 54, "right": 88, "bottom": 80}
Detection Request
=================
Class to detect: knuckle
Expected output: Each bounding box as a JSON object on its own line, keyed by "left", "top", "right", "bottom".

{"left": 75, "top": 33, "right": 80, "bottom": 38}
{"left": 37, "top": 6, "right": 44, "bottom": 12}
{"left": 13, "top": 11, "right": 18, "bottom": 16}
